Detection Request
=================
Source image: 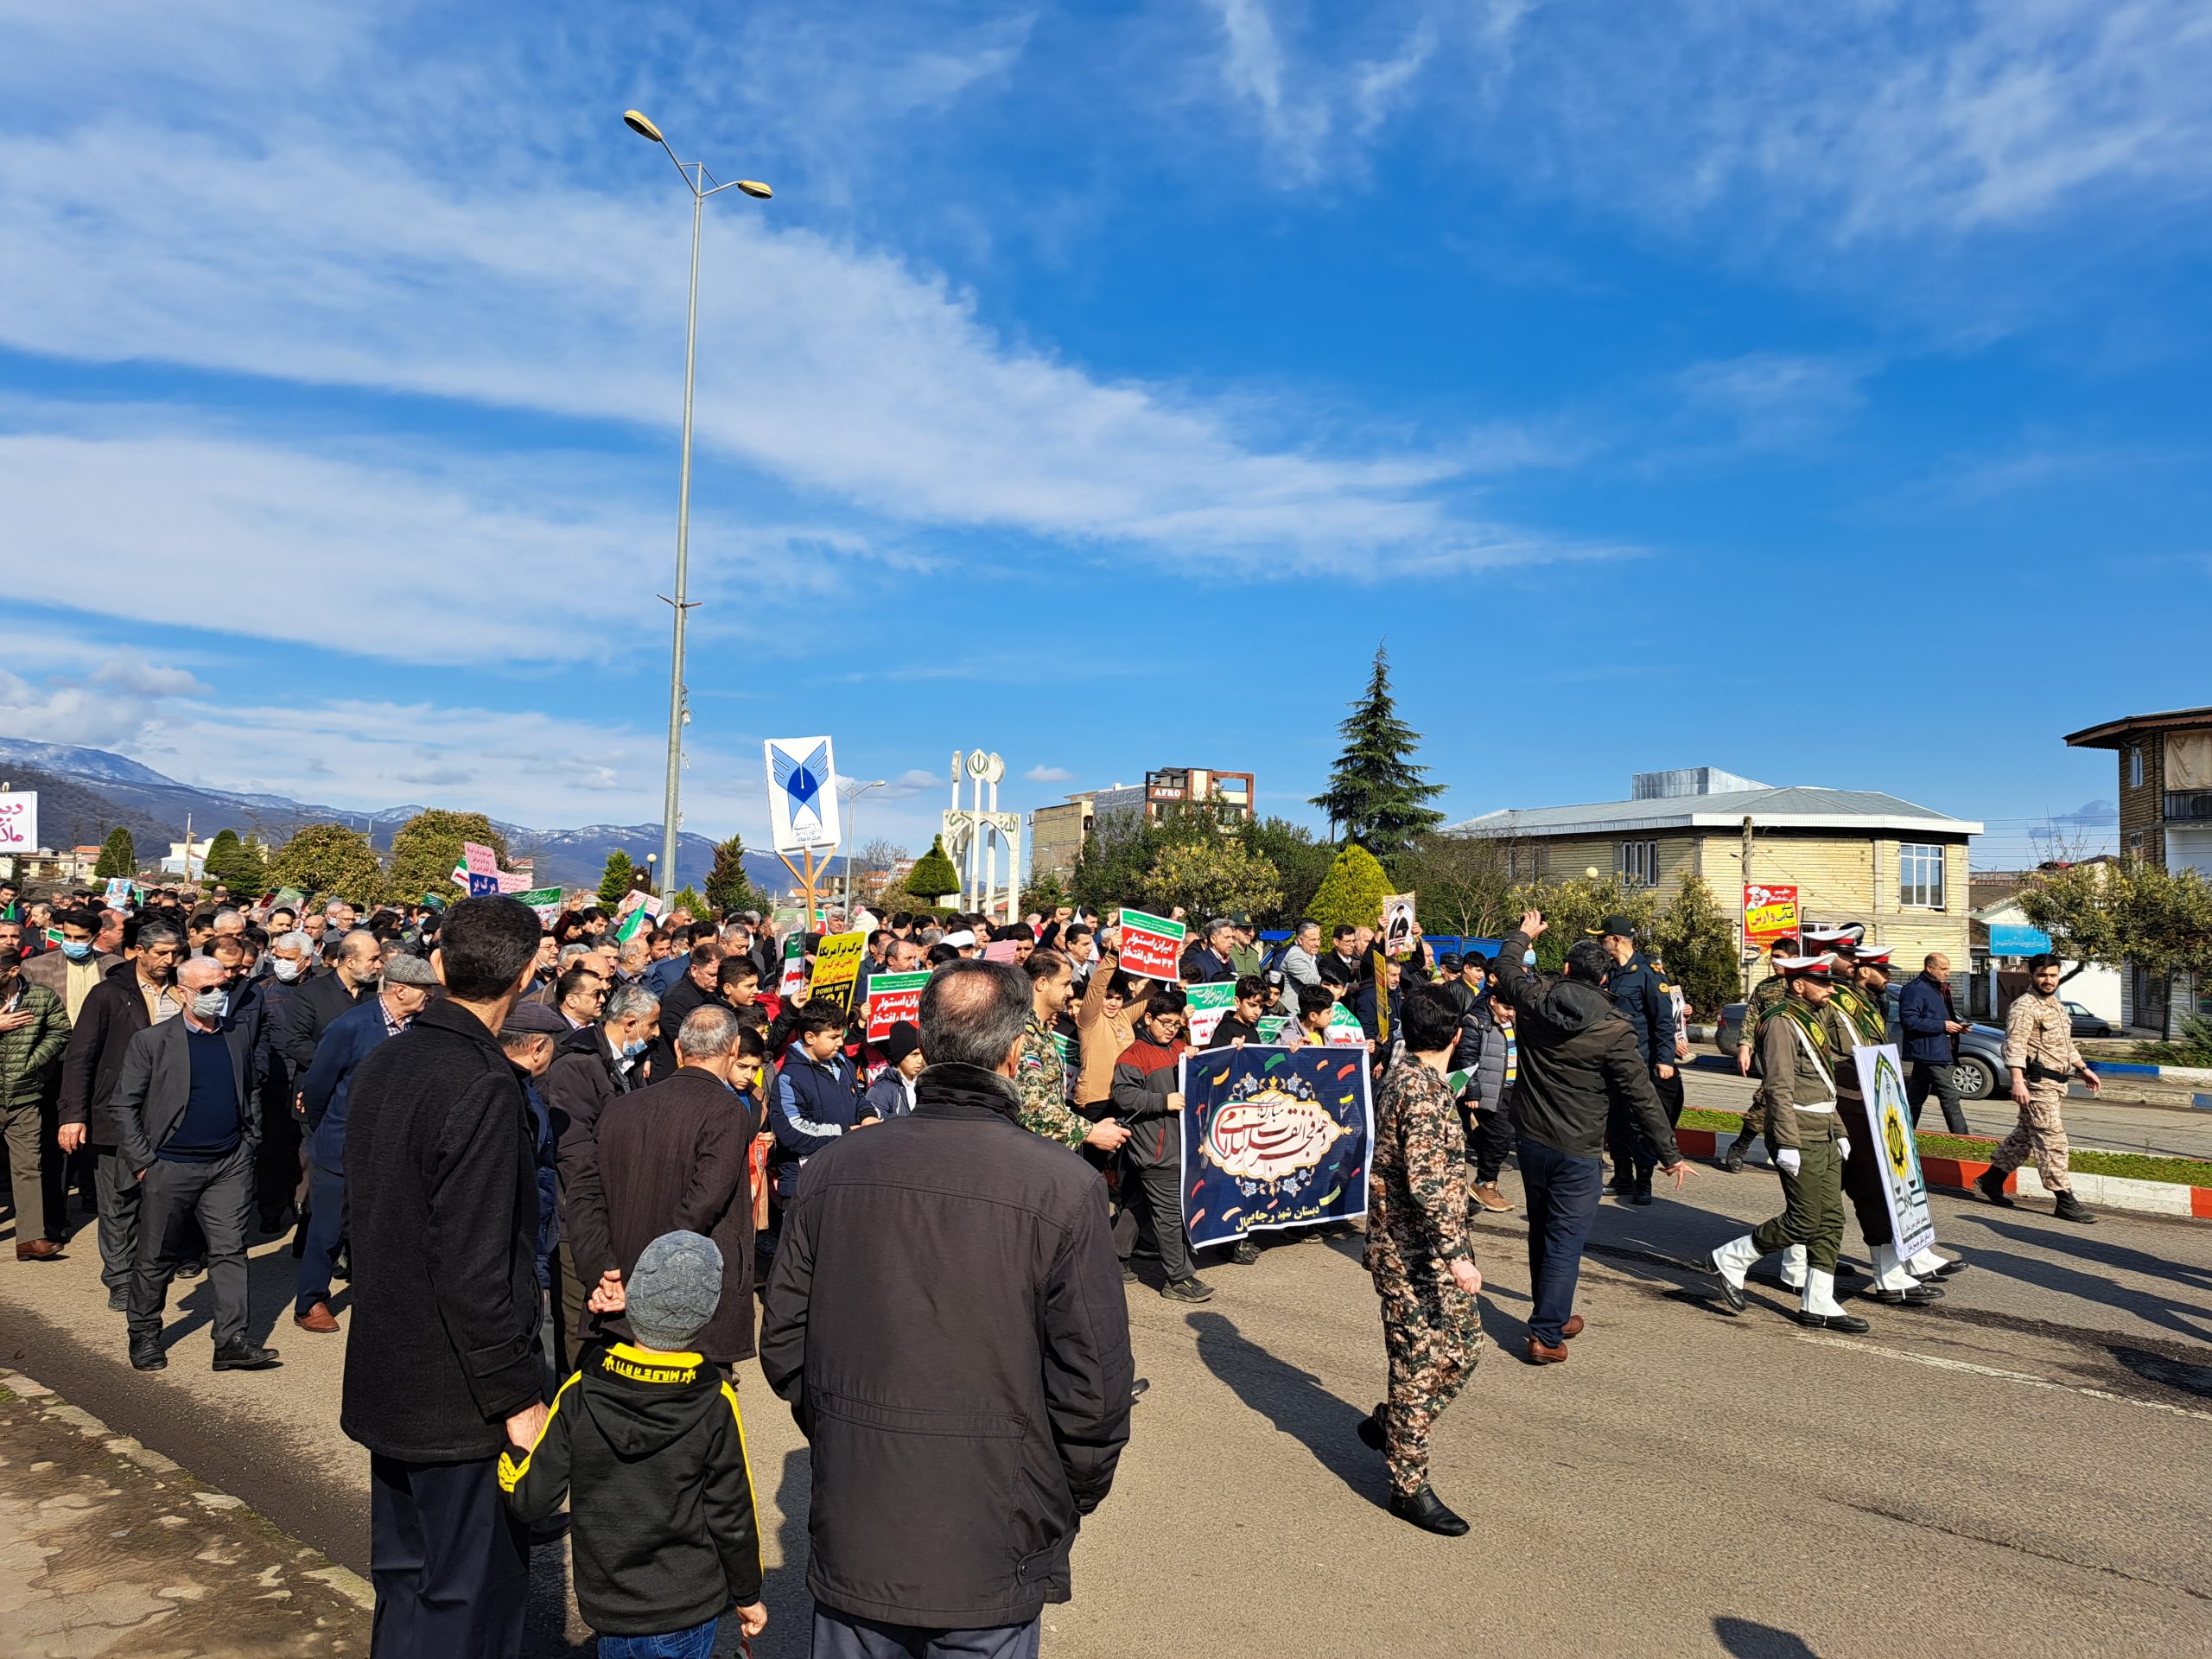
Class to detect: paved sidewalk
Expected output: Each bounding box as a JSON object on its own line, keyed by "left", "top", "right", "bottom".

{"left": 0, "top": 1367, "right": 370, "bottom": 1657}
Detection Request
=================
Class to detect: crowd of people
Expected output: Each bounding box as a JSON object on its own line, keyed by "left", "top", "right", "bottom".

{"left": 0, "top": 869, "right": 2113, "bottom": 1654}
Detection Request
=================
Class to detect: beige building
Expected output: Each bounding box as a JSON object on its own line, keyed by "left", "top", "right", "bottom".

{"left": 1029, "top": 767, "right": 1256, "bottom": 878}
{"left": 1450, "top": 768, "right": 1981, "bottom": 992}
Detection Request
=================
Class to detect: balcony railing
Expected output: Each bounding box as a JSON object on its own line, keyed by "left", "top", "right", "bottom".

{"left": 2166, "top": 791, "right": 2212, "bottom": 822}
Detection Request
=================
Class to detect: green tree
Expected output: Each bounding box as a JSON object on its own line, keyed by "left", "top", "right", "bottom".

{"left": 201, "top": 828, "right": 268, "bottom": 896}
{"left": 703, "top": 834, "right": 757, "bottom": 915}
{"left": 1068, "top": 814, "right": 1163, "bottom": 914}
{"left": 1236, "top": 817, "right": 1334, "bottom": 928}
{"left": 597, "top": 849, "right": 638, "bottom": 907}
{"left": 668, "top": 885, "right": 708, "bottom": 919}
{"left": 1141, "top": 839, "right": 1284, "bottom": 920}
{"left": 2019, "top": 858, "right": 2212, "bottom": 991}
{"left": 1309, "top": 643, "right": 1445, "bottom": 859}
{"left": 907, "top": 836, "right": 962, "bottom": 904}
{"left": 266, "top": 823, "right": 385, "bottom": 906}
{"left": 388, "top": 810, "right": 510, "bottom": 906}
{"left": 1510, "top": 873, "right": 1657, "bottom": 972}
{"left": 1020, "top": 868, "right": 1071, "bottom": 918}
{"left": 1305, "top": 843, "right": 1394, "bottom": 936}
{"left": 1393, "top": 830, "right": 1518, "bottom": 944}
{"left": 1652, "top": 874, "right": 1742, "bottom": 1027}
{"left": 93, "top": 827, "right": 137, "bottom": 880}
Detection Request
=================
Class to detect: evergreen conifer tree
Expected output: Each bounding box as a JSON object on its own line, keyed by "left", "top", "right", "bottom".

{"left": 1310, "top": 643, "right": 1446, "bottom": 859}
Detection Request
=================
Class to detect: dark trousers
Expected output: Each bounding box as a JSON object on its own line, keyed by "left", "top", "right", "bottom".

{"left": 369, "top": 1453, "right": 528, "bottom": 1659}
{"left": 1836, "top": 1100, "right": 1893, "bottom": 1247}
{"left": 1611, "top": 1067, "right": 1683, "bottom": 1186}
{"left": 295, "top": 1160, "right": 346, "bottom": 1316}
{"left": 129, "top": 1142, "right": 253, "bottom": 1347}
{"left": 1517, "top": 1135, "right": 1602, "bottom": 1347}
{"left": 256, "top": 1085, "right": 304, "bottom": 1224}
{"left": 1751, "top": 1135, "right": 1844, "bottom": 1273}
{"left": 94, "top": 1144, "right": 143, "bottom": 1292}
{"left": 1907, "top": 1060, "right": 1970, "bottom": 1136}
{"left": 1471, "top": 1098, "right": 1515, "bottom": 1185}
{"left": 1120, "top": 1158, "right": 1193, "bottom": 1281}
{"left": 808, "top": 1605, "right": 1041, "bottom": 1659}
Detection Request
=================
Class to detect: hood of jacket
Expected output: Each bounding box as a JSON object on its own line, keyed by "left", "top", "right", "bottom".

{"left": 1520, "top": 972, "right": 1616, "bottom": 1037}
{"left": 578, "top": 1343, "right": 724, "bottom": 1459}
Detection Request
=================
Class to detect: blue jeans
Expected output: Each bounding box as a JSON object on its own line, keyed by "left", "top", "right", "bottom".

{"left": 1517, "top": 1135, "right": 1602, "bottom": 1346}
{"left": 599, "top": 1617, "right": 718, "bottom": 1658}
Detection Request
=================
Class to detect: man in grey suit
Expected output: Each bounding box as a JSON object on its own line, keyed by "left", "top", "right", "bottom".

{"left": 109, "top": 956, "right": 281, "bottom": 1374}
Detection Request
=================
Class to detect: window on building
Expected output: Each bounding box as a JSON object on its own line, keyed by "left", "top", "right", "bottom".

{"left": 1898, "top": 842, "right": 1946, "bottom": 909}
{"left": 2128, "top": 830, "right": 2145, "bottom": 857}
{"left": 2130, "top": 746, "right": 2144, "bottom": 789}
{"left": 1618, "top": 838, "right": 1659, "bottom": 887}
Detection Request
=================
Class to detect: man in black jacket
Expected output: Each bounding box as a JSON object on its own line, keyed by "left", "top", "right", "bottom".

{"left": 760, "top": 959, "right": 1133, "bottom": 1657}
{"left": 1491, "top": 913, "right": 1693, "bottom": 1364}
{"left": 340, "top": 895, "right": 547, "bottom": 1659}
{"left": 283, "top": 928, "right": 379, "bottom": 1073}
{"left": 56, "top": 921, "right": 185, "bottom": 1307}
{"left": 545, "top": 980, "right": 661, "bottom": 1367}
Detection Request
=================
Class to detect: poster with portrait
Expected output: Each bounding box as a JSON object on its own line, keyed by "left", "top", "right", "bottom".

{"left": 1849, "top": 1042, "right": 1936, "bottom": 1262}
{"left": 1382, "top": 892, "right": 1417, "bottom": 957}
{"left": 1178, "top": 1045, "right": 1372, "bottom": 1249}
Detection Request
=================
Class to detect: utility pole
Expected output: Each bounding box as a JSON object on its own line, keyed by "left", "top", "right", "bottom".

{"left": 1740, "top": 814, "right": 1755, "bottom": 998}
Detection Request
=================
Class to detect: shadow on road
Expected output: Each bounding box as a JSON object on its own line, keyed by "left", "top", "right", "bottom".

{"left": 1713, "top": 1614, "right": 1820, "bottom": 1656}
{"left": 1185, "top": 1309, "right": 1389, "bottom": 1508}
{"left": 1955, "top": 1211, "right": 2212, "bottom": 1293}
{"left": 1942, "top": 1225, "right": 2212, "bottom": 1345}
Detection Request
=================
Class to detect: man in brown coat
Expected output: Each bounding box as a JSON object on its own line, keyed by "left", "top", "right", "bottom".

{"left": 590, "top": 1004, "right": 764, "bottom": 1369}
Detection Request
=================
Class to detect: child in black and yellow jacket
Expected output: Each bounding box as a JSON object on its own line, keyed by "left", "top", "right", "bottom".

{"left": 501, "top": 1230, "right": 767, "bottom": 1657}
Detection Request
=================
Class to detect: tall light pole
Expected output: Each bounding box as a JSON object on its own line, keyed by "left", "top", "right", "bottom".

{"left": 621, "top": 110, "right": 772, "bottom": 895}
{"left": 838, "top": 778, "right": 887, "bottom": 912}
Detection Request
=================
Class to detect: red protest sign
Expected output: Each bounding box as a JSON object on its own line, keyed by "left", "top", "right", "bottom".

{"left": 865, "top": 971, "right": 931, "bottom": 1043}
{"left": 1116, "top": 908, "right": 1185, "bottom": 982}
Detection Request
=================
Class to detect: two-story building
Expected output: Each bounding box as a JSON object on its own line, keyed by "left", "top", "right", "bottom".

{"left": 2063, "top": 705, "right": 2212, "bottom": 1033}
{"left": 1448, "top": 767, "right": 1981, "bottom": 994}
{"left": 1028, "top": 766, "right": 1257, "bottom": 877}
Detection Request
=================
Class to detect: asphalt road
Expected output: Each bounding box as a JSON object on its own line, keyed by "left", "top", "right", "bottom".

{"left": 3, "top": 1068, "right": 2209, "bottom": 1657}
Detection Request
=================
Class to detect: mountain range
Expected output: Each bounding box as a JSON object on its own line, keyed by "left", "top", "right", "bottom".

{"left": 0, "top": 738, "right": 827, "bottom": 895}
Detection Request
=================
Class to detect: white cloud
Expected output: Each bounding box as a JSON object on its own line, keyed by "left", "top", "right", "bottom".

{"left": 1672, "top": 353, "right": 1872, "bottom": 450}
{"left": 1025, "top": 765, "right": 1076, "bottom": 784}
{"left": 878, "top": 768, "right": 950, "bottom": 801}
{"left": 0, "top": 16, "right": 1582, "bottom": 580}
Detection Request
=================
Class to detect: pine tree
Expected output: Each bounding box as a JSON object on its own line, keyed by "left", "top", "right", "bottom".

{"left": 201, "top": 829, "right": 267, "bottom": 896}
{"left": 93, "top": 827, "right": 137, "bottom": 880}
{"left": 907, "top": 836, "right": 962, "bottom": 903}
{"left": 1653, "top": 874, "right": 1742, "bottom": 1027}
{"left": 597, "top": 849, "right": 638, "bottom": 908}
{"left": 1303, "top": 843, "right": 1394, "bottom": 936}
{"left": 704, "top": 834, "right": 753, "bottom": 914}
{"left": 1310, "top": 643, "right": 1446, "bottom": 860}
{"left": 669, "top": 885, "right": 709, "bottom": 919}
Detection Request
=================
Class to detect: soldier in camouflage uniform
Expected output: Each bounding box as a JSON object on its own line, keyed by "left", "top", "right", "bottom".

{"left": 1358, "top": 988, "right": 1484, "bottom": 1536}
{"left": 1706, "top": 955, "right": 1871, "bottom": 1333}
{"left": 1014, "top": 949, "right": 1128, "bottom": 1155}
{"left": 1980, "top": 953, "right": 2101, "bottom": 1224}
{"left": 1723, "top": 935, "right": 1798, "bottom": 1171}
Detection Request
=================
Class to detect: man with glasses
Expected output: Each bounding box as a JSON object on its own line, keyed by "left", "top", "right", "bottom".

{"left": 58, "top": 919, "right": 188, "bottom": 1306}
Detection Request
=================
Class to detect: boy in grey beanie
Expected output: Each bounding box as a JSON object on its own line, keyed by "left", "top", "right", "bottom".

{"left": 502, "top": 1231, "right": 768, "bottom": 1655}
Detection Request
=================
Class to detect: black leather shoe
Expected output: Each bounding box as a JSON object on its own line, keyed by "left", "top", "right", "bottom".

{"left": 1719, "top": 1142, "right": 1746, "bottom": 1173}
{"left": 107, "top": 1288, "right": 129, "bottom": 1313}
{"left": 1389, "top": 1485, "right": 1471, "bottom": 1537}
{"left": 1707, "top": 1252, "right": 1746, "bottom": 1313}
{"left": 1357, "top": 1405, "right": 1385, "bottom": 1451}
{"left": 212, "top": 1343, "right": 282, "bottom": 1372}
{"left": 1789, "top": 1312, "right": 1871, "bottom": 1333}
{"left": 1915, "top": 1258, "right": 1965, "bottom": 1281}
{"left": 1629, "top": 1186, "right": 1654, "bottom": 1206}
{"left": 1867, "top": 1285, "right": 1944, "bottom": 1306}
{"left": 1975, "top": 1167, "right": 2015, "bottom": 1207}
{"left": 1231, "top": 1238, "right": 1261, "bottom": 1266}
{"left": 129, "top": 1337, "right": 167, "bottom": 1371}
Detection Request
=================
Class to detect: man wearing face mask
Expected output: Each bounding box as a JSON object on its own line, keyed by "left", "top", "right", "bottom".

{"left": 544, "top": 982, "right": 663, "bottom": 1368}
{"left": 58, "top": 919, "right": 188, "bottom": 1308}
{"left": 22, "top": 906, "right": 119, "bottom": 1021}
{"left": 110, "top": 956, "right": 279, "bottom": 1372}
{"left": 283, "top": 928, "right": 381, "bottom": 1076}
{"left": 588, "top": 1006, "right": 766, "bottom": 1376}
{"left": 289, "top": 952, "right": 439, "bottom": 1336}
{"left": 251, "top": 930, "right": 317, "bottom": 1233}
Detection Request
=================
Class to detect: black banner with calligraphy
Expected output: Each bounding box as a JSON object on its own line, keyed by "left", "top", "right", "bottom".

{"left": 1178, "top": 1045, "right": 1371, "bottom": 1249}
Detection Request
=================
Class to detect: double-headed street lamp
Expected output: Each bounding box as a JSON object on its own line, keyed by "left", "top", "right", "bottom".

{"left": 621, "top": 110, "right": 772, "bottom": 897}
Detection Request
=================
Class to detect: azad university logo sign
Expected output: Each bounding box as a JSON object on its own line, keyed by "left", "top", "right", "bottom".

{"left": 764, "top": 737, "right": 841, "bottom": 855}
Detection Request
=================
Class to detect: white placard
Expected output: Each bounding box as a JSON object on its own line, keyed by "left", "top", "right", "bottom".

{"left": 765, "top": 737, "right": 841, "bottom": 856}
{"left": 0, "top": 792, "right": 39, "bottom": 855}
{"left": 1849, "top": 1043, "right": 1937, "bottom": 1262}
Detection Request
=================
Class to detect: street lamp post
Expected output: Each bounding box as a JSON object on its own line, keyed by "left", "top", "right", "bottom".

{"left": 621, "top": 110, "right": 772, "bottom": 896}
{"left": 838, "top": 778, "right": 888, "bottom": 912}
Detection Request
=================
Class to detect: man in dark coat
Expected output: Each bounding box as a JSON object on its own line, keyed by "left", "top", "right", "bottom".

{"left": 283, "top": 928, "right": 379, "bottom": 1073}
{"left": 760, "top": 960, "right": 1132, "bottom": 1658}
{"left": 1491, "top": 913, "right": 1693, "bottom": 1364}
{"left": 1593, "top": 913, "right": 1679, "bottom": 1203}
{"left": 249, "top": 929, "right": 316, "bottom": 1230}
{"left": 590, "top": 1005, "right": 764, "bottom": 1368}
{"left": 57, "top": 921, "right": 185, "bottom": 1306}
{"left": 340, "top": 896, "right": 546, "bottom": 1659}
{"left": 648, "top": 943, "right": 722, "bottom": 1074}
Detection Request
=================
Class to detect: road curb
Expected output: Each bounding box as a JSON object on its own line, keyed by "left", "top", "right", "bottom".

{"left": 1685, "top": 1051, "right": 2212, "bottom": 1109}
{"left": 1672, "top": 1127, "right": 2212, "bottom": 1223}
{"left": 0, "top": 1364, "right": 377, "bottom": 1611}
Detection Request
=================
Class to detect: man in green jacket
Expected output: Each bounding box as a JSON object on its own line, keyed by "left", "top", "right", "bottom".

{"left": 0, "top": 948, "right": 73, "bottom": 1261}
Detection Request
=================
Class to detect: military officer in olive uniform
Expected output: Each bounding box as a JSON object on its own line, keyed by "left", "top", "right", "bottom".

{"left": 1722, "top": 934, "right": 1799, "bottom": 1171}
{"left": 1706, "top": 955, "right": 1870, "bottom": 1333}
{"left": 1359, "top": 988, "right": 1484, "bottom": 1536}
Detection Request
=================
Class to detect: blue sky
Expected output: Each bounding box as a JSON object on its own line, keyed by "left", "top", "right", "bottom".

{"left": 3, "top": 1, "right": 2209, "bottom": 875}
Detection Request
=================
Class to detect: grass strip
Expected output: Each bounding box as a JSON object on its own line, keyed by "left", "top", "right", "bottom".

{"left": 1677, "top": 1107, "right": 2212, "bottom": 1188}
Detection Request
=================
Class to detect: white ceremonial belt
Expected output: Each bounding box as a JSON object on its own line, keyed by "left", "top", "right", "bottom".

{"left": 1790, "top": 1102, "right": 1837, "bottom": 1114}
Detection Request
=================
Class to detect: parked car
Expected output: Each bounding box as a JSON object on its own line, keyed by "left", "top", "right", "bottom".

{"left": 2064, "top": 1000, "right": 2117, "bottom": 1039}
{"left": 1713, "top": 989, "right": 2006, "bottom": 1101}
